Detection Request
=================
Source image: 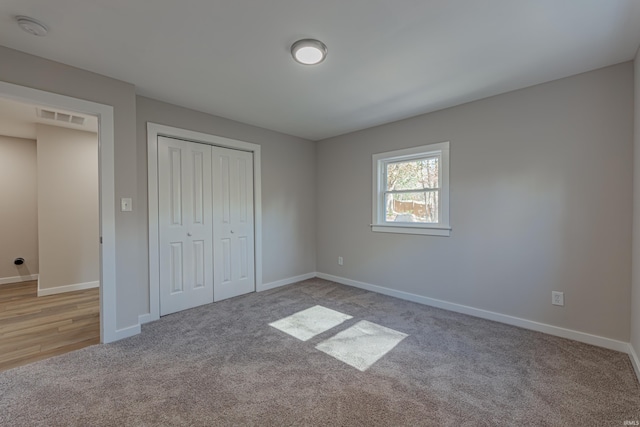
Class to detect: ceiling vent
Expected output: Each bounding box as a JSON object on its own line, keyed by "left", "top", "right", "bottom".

{"left": 37, "top": 108, "right": 85, "bottom": 126}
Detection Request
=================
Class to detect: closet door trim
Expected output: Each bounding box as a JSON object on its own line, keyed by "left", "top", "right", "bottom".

{"left": 146, "top": 123, "right": 262, "bottom": 324}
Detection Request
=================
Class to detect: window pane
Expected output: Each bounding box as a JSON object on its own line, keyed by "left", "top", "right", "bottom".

{"left": 386, "top": 157, "right": 439, "bottom": 191}
{"left": 385, "top": 191, "right": 439, "bottom": 223}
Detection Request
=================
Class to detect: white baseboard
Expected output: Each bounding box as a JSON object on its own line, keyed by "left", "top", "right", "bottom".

{"left": 316, "top": 272, "right": 630, "bottom": 354}
{"left": 628, "top": 343, "right": 640, "bottom": 382}
{"left": 258, "top": 272, "right": 316, "bottom": 292}
{"left": 137, "top": 272, "right": 317, "bottom": 324}
{"left": 138, "top": 272, "right": 317, "bottom": 325}
{"left": 38, "top": 280, "right": 100, "bottom": 297}
{"left": 138, "top": 312, "right": 158, "bottom": 325}
{"left": 0, "top": 274, "right": 38, "bottom": 286}
{"left": 111, "top": 323, "right": 141, "bottom": 341}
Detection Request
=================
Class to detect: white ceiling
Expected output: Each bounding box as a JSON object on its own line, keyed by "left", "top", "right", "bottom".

{"left": 0, "top": 0, "right": 639, "bottom": 141}
{"left": 0, "top": 96, "right": 98, "bottom": 139}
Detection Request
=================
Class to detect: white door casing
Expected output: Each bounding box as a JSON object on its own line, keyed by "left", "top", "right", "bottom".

{"left": 0, "top": 81, "right": 119, "bottom": 343}
{"left": 212, "top": 146, "right": 255, "bottom": 301}
{"left": 158, "top": 136, "right": 214, "bottom": 315}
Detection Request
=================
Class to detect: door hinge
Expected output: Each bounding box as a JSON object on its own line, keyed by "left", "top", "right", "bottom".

{"left": 100, "top": 236, "right": 103, "bottom": 244}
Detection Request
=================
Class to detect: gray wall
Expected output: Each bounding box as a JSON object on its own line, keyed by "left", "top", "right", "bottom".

{"left": 0, "top": 46, "right": 316, "bottom": 330}
{"left": 1, "top": 45, "right": 634, "bottom": 345}
{"left": 36, "top": 124, "right": 99, "bottom": 291}
{"left": 0, "top": 46, "right": 140, "bottom": 329}
{"left": 0, "top": 135, "right": 38, "bottom": 280}
{"left": 136, "top": 96, "right": 317, "bottom": 314}
{"left": 317, "top": 62, "right": 633, "bottom": 341}
{"left": 632, "top": 51, "right": 640, "bottom": 355}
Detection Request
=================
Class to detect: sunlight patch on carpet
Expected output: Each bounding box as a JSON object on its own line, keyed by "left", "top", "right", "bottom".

{"left": 268, "top": 305, "right": 353, "bottom": 341}
{"left": 315, "top": 320, "right": 408, "bottom": 371}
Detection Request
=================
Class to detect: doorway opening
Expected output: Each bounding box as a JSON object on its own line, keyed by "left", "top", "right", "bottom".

{"left": 0, "top": 96, "right": 101, "bottom": 370}
{"left": 0, "top": 81, "right": 117, "bottom": 352}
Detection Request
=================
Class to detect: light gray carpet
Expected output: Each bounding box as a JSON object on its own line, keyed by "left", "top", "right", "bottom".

{"left": 1, "top": 278, "right": 638, "bottom": 426}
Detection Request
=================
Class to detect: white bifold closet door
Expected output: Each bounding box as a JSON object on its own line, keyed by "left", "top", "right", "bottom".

{"left": 158, "top": 136, "right": 255, "bottom": 316}
{"left": 158, "top": 136, "right": 213, "bottom": 315}
{"left": 212, "top": 146, "right": 255, "bottom": 302}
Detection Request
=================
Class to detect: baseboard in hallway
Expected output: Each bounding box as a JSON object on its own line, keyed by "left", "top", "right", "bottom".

{"left": 37, "top": 280, "right": 100, "bottom": 297}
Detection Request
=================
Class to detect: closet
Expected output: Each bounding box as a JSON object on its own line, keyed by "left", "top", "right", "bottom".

{"left": 157, "top": 136, "right": 255, "bottom": 315}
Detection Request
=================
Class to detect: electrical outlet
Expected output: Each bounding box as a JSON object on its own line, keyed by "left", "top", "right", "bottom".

{"left": 338, "top": 256, "right": 343, "bottom": 266}
{"left": 552, "top": 291, "right": 564, "bottom": 306}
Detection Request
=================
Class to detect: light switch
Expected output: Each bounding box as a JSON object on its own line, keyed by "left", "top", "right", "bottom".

{"left": 121, "top": 198, "right": 132, "bottom": 212}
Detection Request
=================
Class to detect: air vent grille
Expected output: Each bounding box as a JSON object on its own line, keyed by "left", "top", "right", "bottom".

{"left": 40, "top": 109, "right": 55, "bottom": 120}
{"left": 37, "top": 108, "right": 85, "bottom": 126}
{"left": 56, "top": 113, "right": 71, "bottom": 122}
{"left": 70, "top": 116, "right": 85, "bottom": 125}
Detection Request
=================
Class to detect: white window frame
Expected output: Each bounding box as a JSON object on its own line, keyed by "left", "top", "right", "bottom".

{"left": 372, "top": 141, "right": 450, "bottom": 236}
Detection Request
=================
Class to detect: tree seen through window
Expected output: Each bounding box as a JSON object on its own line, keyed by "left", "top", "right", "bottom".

{"left": 385, "top": 156, "right": 439, "bottom": 223}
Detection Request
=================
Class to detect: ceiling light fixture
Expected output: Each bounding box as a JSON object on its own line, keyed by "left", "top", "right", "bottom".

{"left": 16, "top": 16, "right": 49, "bottom": 37}
{"left": 291, "top": 39, "right": 328, "bottom": 65}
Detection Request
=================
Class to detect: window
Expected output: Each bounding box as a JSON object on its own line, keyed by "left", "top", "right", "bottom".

{"left": 372, "top": 141, "right": 450, "bottom": 236}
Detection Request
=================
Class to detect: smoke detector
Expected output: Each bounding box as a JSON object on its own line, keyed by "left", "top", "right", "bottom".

{"left": 16, "top": 16, "right": 49, "bottom": 37}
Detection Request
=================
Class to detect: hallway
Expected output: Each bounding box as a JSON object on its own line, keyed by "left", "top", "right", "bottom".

{"left": 0, "top": 280, "right": 99, "bottom": 371}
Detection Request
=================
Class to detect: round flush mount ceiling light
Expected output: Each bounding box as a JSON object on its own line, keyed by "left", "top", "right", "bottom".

{"left": 291, "top": 39, "right": 328, "bottom": 65}
{"left": 16, "top": 16, "right": 49, "bottom": 37}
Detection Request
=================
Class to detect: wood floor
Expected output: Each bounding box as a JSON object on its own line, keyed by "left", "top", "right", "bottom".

{"left": 0, "top": 280, "right": 99, "bottom": 372}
